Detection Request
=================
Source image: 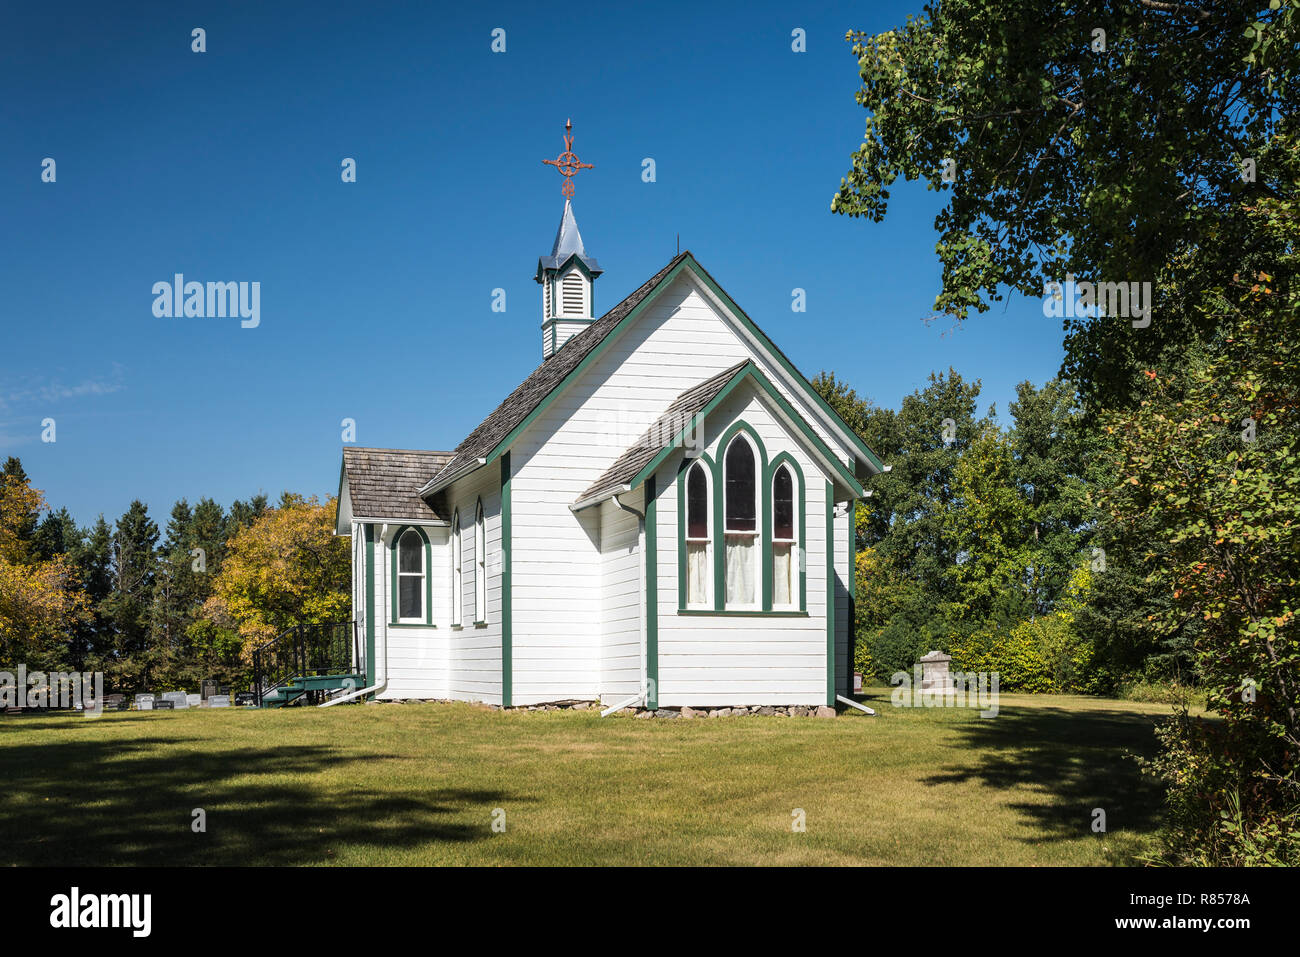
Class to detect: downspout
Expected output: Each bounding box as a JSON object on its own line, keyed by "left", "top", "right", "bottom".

{"left": 611, "top": 492, "right": 643, "bottom": 521}
{"left": 321, "top": 523, "right": 389, "bottom": 707}
{"left": 321, "top": 612, "right": 387, "bottom": 704}
{"left": 600, "top": 686, "right": 648, "bottom": 717}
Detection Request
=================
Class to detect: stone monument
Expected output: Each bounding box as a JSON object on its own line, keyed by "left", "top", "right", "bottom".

{"left": 918, "top": 650, "right": 955, "bottom": 692}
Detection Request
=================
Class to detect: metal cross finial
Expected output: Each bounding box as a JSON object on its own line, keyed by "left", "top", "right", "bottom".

{"left": 542, "top": 118, "right": 594, "bottom": 199}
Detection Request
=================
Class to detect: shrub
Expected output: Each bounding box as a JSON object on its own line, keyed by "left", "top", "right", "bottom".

{"left": 1116, "top": 678, "right": 1198, "bottom": 706}
{"left": 868, "top": 617, "right": 937, "bottom": 681}
{"left": 1143, "top": 710, "right": 1300, "bottom": 866}
{"left": 948, "top": 613, "right": 1104, "bottom": 694}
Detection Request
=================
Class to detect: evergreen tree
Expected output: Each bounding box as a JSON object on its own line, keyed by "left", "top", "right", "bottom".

{"left": 866, "top": 369, "right": 992, "bottom": 605}
{"left": 104, "top": 501, "right": 159, "bottom": 685}
{"left": 66, "top": 516, "right": 113, "bottom": 672}
{"left": 1008, "top": 379, "right": 1093, "bottom": 616}
{"left": 151, "top": 500, "right": 196, "bottom": 680}
{"left": 33, "top": 507, "right": 79, "bottom": 562}
{"left": 0, "top": 457, "right": 39, "bottom": 560}
{"left": 225, "top": 494, "right": 268, "bottom": 539}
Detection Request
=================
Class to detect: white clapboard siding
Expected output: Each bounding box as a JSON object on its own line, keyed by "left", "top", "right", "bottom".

{"left": 372, "top": 525, "right": 451, "bottom": 700}
{"left": 545, "top": 320, "right": 593, "bottom": 359}
{"left": 428, "top": 464, "right": 504, "bottom": 704}
{"left": 599, "top": 495, "right": 642, "bottom": 702}
{"left": 509, "top": 273, "right": 856, "bottom": 705}
{"left": 653, "top": 386, "right": 833, "bottom": 706}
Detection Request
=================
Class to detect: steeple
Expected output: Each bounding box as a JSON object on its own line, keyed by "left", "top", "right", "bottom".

{"left": 536, "top": 120, "right": 601, "bottom": 360}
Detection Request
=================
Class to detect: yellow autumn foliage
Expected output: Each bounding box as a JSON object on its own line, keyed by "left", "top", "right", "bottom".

{"left": 201, "top": 494, "right": 350, "bottom": 660}
{"left": 0, "top": 473, "right": 86, "bottom": 661}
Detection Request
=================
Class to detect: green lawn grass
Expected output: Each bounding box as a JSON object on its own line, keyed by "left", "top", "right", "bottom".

{"left": 0, "top": 690, "right": 1185, "bottom": 866}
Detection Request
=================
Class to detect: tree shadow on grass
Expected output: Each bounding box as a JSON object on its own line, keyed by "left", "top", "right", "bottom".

{"left": 0, "top": 718, "right": 521, "bottom": 865}
{"left": 921, "top": 704, "right": 1168, "bottom": 845}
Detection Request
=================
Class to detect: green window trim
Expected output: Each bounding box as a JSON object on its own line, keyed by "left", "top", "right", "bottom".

{"left": 629, "top": 361, "right": 864, "bottom": 500}
{"left": 766, "top": 452, "right": 807, "bottom": 613}
{"left": 716, "top": 422, "right": 768, "bottom": 612}
{"left": 389, "top": 525, "right": 433, "bottom": 626}
{"left": 677, "top": 610, "right": 810, "bottom": 618}
{"left": 674, "top": 429, "right": 809, "bottom": 615}
{"left": 676, "top": 452, "right": 717, "bottom": 611}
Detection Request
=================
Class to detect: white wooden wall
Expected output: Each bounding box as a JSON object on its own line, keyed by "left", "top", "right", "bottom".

{"left": 599, "top": 495, "right": 642, "bottom": 702}
{"left": 355, "top": 462, "right": 504, "bottom": 703}
{"left": 348, "top": 272, "right": 860, "bottom": 707}
{"left": 372, "top": 525, "right": 450, "bottom": 700}
{"left": 653, "top": 386, "right": 835, "bottom": 706}
{"left": 545, "top": 319, "right": 593, "bottom": 358}
{"left": 442, "top": 465, "right": 504, "bottom": 704}
{"left": 510, "top": 273, "right": 858, "bottom": 705}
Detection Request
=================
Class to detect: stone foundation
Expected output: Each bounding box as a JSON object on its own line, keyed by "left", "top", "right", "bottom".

{"left": 373, "top": 698, "right": 836, "bottom": 718}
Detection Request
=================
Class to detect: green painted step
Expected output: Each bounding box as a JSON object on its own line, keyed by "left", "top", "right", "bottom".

{"left": 257, "top": 673, "right": 366, "bottom": 708}
{"left": 288, "top": 673, "right": 365, "bottom": 691}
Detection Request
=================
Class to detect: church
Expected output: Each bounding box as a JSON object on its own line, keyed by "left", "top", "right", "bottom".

{"left": 334, "top": 124, "right": 885, "bottom": 712}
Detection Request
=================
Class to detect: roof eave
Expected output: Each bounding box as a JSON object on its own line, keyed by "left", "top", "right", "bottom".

{"left": 350, "top": 515, "right": 450, "bottom": 527}
{"left": 623, "top": 362, "right": 866, "bottom": 500}
{"left": 419, "top": 457, "right": 488, "bottom": 497}
{"left": 570, "top": 485, "right": 632, "bottom": 513}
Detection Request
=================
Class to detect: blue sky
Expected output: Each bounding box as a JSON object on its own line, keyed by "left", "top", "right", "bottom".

{"left": 1, "top": 0, "right": 1063, "bottom": 527}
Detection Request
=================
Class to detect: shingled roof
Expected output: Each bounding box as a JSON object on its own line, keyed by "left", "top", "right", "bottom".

{"left": 575, "top": 361, "right": 749, "bottom": 506}
{"left": 426, "top": 250, "right": 692, "bottom": 490}
{"left": 342, "top": 447, "right": 453, "bottom": 522}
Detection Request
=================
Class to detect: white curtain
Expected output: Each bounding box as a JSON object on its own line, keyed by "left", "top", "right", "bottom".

{"left": 687, "top": 542, "right": 709, "bottom": 605}
{"left": 773, "top": 543, "right": 792, "bottom": 606}
{"left": 726, "top": 535, "right": 755, "bottom": 605}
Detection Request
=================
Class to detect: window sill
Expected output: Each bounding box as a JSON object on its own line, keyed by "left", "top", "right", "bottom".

{"left": 389, "top": 622, "right": 436, "bottom": 629}
{"left": 450, "top": 624, "right": 463, "bottom": 631}
{"left": 472, "top": 621, "right": 489, "bottom": 628}
{"left": 677, "top": 609, "right": 809, "bottom": 618}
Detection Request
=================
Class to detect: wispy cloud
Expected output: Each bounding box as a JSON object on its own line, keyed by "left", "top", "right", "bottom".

{"left": 0, "top": 429, "right": 33, "bottom": 451}
{"left": 0, "top": 364, "right": 126, "bottom": 412}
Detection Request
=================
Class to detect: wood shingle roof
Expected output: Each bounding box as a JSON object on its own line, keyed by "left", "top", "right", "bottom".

{"left": 426, "top": 251, "right": 692, "bottom": 489}
{"left": 342, "top": 447, "right": 453, "bottom": 522}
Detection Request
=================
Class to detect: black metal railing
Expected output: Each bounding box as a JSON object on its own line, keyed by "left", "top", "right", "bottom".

{"left": 251, "top": 621, "right": 361, "bottom": 707}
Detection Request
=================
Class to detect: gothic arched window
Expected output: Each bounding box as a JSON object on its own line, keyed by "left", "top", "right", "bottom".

{"left": 451, "top": 511, "right": 462, "bottom": 626}
{"left": 685, "top": 462, "right": 711, "bottom": 607}
{"left": 724, "top": 435, "right": 758, "bottom": 606}
{"left": 771, "top": 465, "right": 797, "bottom": 608}
{"left": 397, "top": 528, "right": 425, "bottom": 622}
{"left": 474, "top": 499, "right": 487, "bottom": 623}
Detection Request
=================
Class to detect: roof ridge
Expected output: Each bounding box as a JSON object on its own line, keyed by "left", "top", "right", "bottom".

{"left": 426, "top": 250, "right": 693, "bottom": 489}
{"left": 343, "top": 447, "right": 454, "bottom": 454}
